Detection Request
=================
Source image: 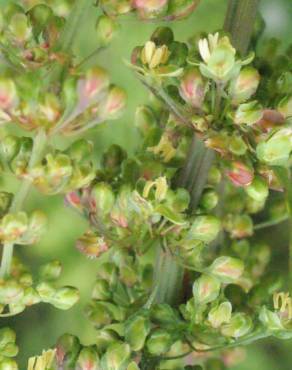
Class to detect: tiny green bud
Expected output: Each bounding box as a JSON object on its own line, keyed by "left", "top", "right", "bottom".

{"left": 229, "top": 135, "right": 248, "bottom": 156}
{"left": 188, "top": 215, "right": 221, "bottom": 243}
{"left": 278, "top": 96, "right": 292, "bottom": 118}
{"left": 234, "top": 101, "right": 263, "bottom": 125}
{"left": 66, "top": 139, "right": 93, "bottom": 162}
{"left": 92, "top": 183, "right": 115, "bottom": 215}
{"left": 146, "top": 329, "right": 172, "bottom": 356}
{"left": 199, "top": 188, "right": 218, "bottom": 210}
{"left": 0, "top": 342, "right": 18, "bottom": 358}
{"left": 22, "top": 287, "right": 41, "bottom": 306}
{"left": 95, "top": 329, "right": 119, "bottom": 352}
{"left": 0, "top": 327, "right": 16, "bottom": 350}
{"left": 127, "top": 362, "right": 140, "bottom": 370}
{"left": 229, "top": 67, "right": 260, "bottom": 105}
{"left": 193, "top": 274, "right": 221, "bottom": 305}
{"left": 208, "top": 256, "right": 244, "bottom": 283}
{"left": 96, "top": 15, "right": 117, "bottom": 45}
{"left": 56, "top": 334, "right": 80, "bottom": 368}
{"left": 0, "top": 193, "right": 12, "bottom": 217}
{"left": 207, "top": 166, "right": 222, "bottom": 185}
{"left": 125, "top": 314, "right": 151, "bottom": 351}
{"left": 50, "top": 286, "right": 80, "bottom": 310}
{"left": 76, "top": 346, "right": 100, "bottom": 370}
{"left": 224, "top": 214, "right": 253, "bottom": 239}
{"left": 0, "top": 280, "right": 23, "bottom": 305}
{"left": 9, "top": 13, "right": 32, "bottom": 43}
{"left": 39, "top": 260, "right": 62, "bottom": 281}
{"left": 1, "top": 136, "right": 20, "bottom": 162}
{"left": 208, "top": 301, "right": 232, "bottom": 328}
{"left": 135, "top": 105, "right": 157, "bottom": 135}
{"left": 28, "top": 4, "right": 53, "bottom": 36}
{"left": 85, "top": 302, "right": 113, "bottom": 328}
{"left": 221, "top": 313, "right": 252, "bottom": 338}
{"left": 0, "top": 359, "right": 18, "bottom": 370}
{"left": 36, "top": 281, "right": 56, "bottom": 302}
{"left": 92, "top": 279, "right": 111, "bottom": 301}
{"left": 151, "top": 27, "right": 174, "bottom": 46}
{"left": 101, "top": 342, "right": 131, "bottom": 370}
{"left": 259, "top": 306, "right": 283, "bottom": 331}
{"left": 256, "top": 128, "right": 292, "bottom": 166}
{"left": 245, "top": 176, "right": 268, "bottom": 202}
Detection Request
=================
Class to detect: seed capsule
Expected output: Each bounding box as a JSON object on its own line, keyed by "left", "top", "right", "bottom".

{"left": 146, "top": 329, "right": 173, "bottom": 356}
{"left": 96, "top": 15, "right": 117, "bottom": 46}
{"left": 179, "top": 68, "right": 206, "bottom": 108}
{"left": 101, "top": 342, "right": 131, "bottom": 370}
{"left": 208, "top": 301, "right": 232, "bottom": 328}
{"left": 245, "top": 176, "right": 268, "bottom": 202}
{"left": 208, "top": 256, "right": 244, "bottom": 283}
{"left": 76, "top": 346, "right": 100, "bottom": 370}
{"left": 125, "top": 314, "right": 151, "bottom": 351}
{"left": 188, "top": 215, "right": 221, "bottom": 243}
{"left": 221, "top": 313, "right": 252, "bottom": 338}
{"left": 229, "top": 67, "right": 260, "bottom": 105}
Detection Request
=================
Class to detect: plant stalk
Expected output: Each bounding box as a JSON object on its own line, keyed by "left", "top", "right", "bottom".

{"left": 0, "top": 130, "right": 47, "bottom": 278}
{"left": 151, "top": 0, "right": 261, "bottom": 314}
{"left": 224, "top": 0, "right": 260, "bottom": 55}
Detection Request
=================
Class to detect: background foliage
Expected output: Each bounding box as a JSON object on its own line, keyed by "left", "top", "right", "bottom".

{"left": 0, "top": 0, "right": 292, "bottom": 367}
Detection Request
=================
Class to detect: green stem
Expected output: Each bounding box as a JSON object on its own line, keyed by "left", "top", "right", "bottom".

{"left": 0, "top": 130, "right": 47, "bottom": 278}
{"left": 224, "top": 0, "right": 260, "bottom": 55}
{"left": 254, "top": 214, "right": 288, "bottom": 230}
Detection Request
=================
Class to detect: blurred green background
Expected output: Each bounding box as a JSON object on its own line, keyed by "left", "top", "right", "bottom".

{"left": 1, "top": 0, "right": 292, "bottom": 368}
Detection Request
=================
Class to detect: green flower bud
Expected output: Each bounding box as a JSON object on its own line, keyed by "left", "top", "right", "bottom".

{"left": 133, "top": 0, "right": 168, "bottom": 19}
{"left": 199, "top": 189, "right": 218, "bottom": 210}
{"left": 56, "top": 334, "right": 80, "bottom": 368}
{"left": 97, "top": 263, "right": 118, "bottom": 286}
{"left": 125, "top": 314, "right": 151, "bottom": 351}
{"left": 208, "top": 301, "right": 232, "bottom": 328}
{"left": 50, "top": 286, "right": 80, "bottom": 310}
{"left": 96, "top": 15, "right": 118, "bottom": 46}
{"left": 127, "top": 362, "right": 140, "bottom": 370}
{"left": 119, "top": 264, "right": 138, "bottom": 287}
{"left": 22, "top": 287, "right": 41, "bottom": 306}
{"left": 85, "top": 302, "right": 113, "bottom": 328}
{"left": 9, "top": 13, "right": 32, "bottom": 43}
{"left": 92, "top": 183, "right": 115, "bottom": 215}
{"left": 0, "top": 136, "right": 20, "bottom": 162}
{"left": 0, "top": 212, "right": 28, "bottom": 243}
{"left": 246, "top": 196, "right": 266, "bottom": 214}
{"left": 36, "top": 281, "right": 56, "bottom": 302}
{"left": 39, "top": 260, "right": 62, "bottom": 281}
{"left": 221, "top": 313, "right": 252, "bottom": 338}
{"left": 179, "top": 67, "right": 206, "bottom": 108}
{"left": 99, "top": 87, "right": 127, "bottom": 120}
{"left": 167, "top": 0, "right": 200, "bottom": 20}
{"left": 224, "top": 214, "right": 253, "bottom": 239}
{"left": 66, "top": 139, "right": 93, "bottom": 163}
{"left": 150, "top": 304, "right": 179, "bottom": 325}
{"left": 207, "top": 166, "right": 222, "bottom": 185}
{"left": 229, "top": 135, "right": 248, "bottom": 156}
{"left": 256, "top": 128, "right": 292, "bottom": 166}
{"left": 95, "top": 329, "right": 120, "bottom": 352}
{"left": 0, "top": 328, "right": 16, "bottom": 349}
{"left": 234, "top": 101, "right": 263, "bottom": 125}
{"left": 76, "top": 231, "right": 109, "bottom": 259}
{"left": 27, "top": 4, "right": 53, "bottom": 37}
{"left": 76, "top": 346, "right": 100, "bottom": 370}
{"left": 146, "top": 329, "right": 172, "bottom": 356}
{"left": 0, "top": 359, "right": 18, "bottom": 370}
{"left": 193, "top": 274, "right": 221, "bottom": 305}
{"left": 101, "top": 342, "right": 131, "bottom": 370}
{"left": 229, "top": 67, "right": 260, "bottom": 105}
{"left": 208, "top": 256, "right": 244, "bottom": 283}
{"left": 278, "top": 96, "right": 292, "bottom": 118}
{"left": 188, "top": 215, "right": 221, "bottom": 243}
{"left": 0, "top": 342, "right": 18, "bottom": 358}
{"left": 151, "top": 27, "right": 174, "bottom": 46}
{"left": 92, "top": 279, "right": 111, "bottom": 301}
{"left": 245, "top": 176, "right": 268, "bottom": 202}
{"left": 0, "top": 280, "right": 23, "bottom": 305}
{"left": 259, "top": 306, "right": 283, "bottom": 331}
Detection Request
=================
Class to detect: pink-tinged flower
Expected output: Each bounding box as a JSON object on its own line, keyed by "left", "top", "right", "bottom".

{"left": 100, "top": 87, "right": 127, "bottom": 119}
{"left": 76, "top": 231, "right": 109, "bottom": 259}
{"left": 77, "top": 67, "right": 109, "bottom": 110}
{"left": 226, "top": 162, "right": 254, "bottom": 187}
{"left": 179, "top": 68, "right": 205, "bottom": 108}
{"left": 133, "top": 0, "right": 168, "bottom": 18}
{"left": 0, "top": 78, "right": 18, "bottom": 111}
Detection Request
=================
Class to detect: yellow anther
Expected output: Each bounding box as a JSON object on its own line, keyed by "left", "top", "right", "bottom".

{"left": 273, "top": 292, "right": 292, "bottom": 320}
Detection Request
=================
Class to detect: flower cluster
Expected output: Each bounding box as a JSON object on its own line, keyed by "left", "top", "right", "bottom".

{"left": 0, "top": 258, "right": 79, "bottom": 317}
{"left": 0, "top": 327, "right": 18, "bottom": 369}
{"left": 100, "top": 0, "right": 200, "bottom": 21}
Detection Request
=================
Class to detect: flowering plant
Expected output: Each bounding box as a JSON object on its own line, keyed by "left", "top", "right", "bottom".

{"left": 0, "top": 0, "right": 291, "bottom": 369}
